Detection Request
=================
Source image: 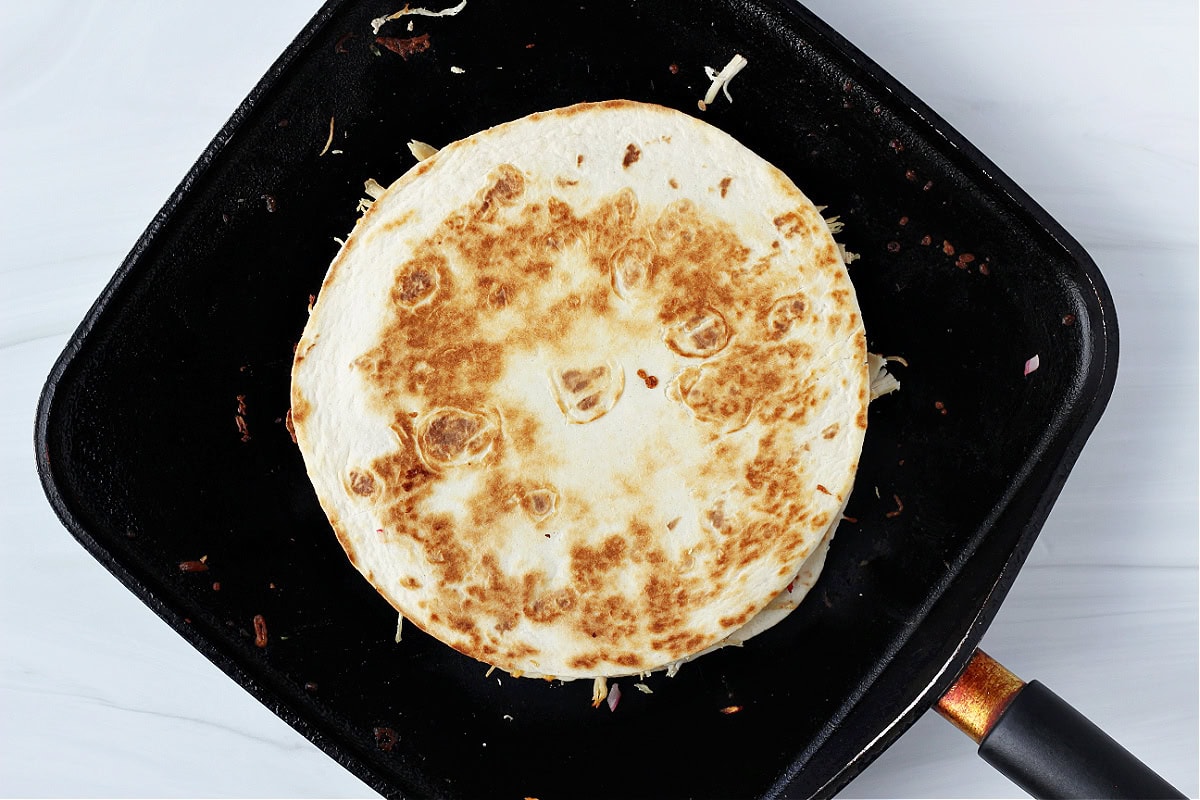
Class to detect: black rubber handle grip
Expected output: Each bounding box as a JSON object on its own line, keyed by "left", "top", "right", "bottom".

{"left": 978, "top": 680, "right": 1186, "bottom": 799}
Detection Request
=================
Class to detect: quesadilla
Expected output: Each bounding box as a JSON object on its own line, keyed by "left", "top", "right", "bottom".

{"left": 290, "top": 100, "right": 869, "bottom": 680}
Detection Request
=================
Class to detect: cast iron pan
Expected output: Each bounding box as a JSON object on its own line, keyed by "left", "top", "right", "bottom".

{"left": 33, "top": 1, "right": 1183, "bottom": 797}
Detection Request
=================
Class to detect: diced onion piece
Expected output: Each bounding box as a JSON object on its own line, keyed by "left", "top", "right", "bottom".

{"left": 606, "top": 682, "right": 622, "bottom": 711}
{"left": 371, "top": 0, "right": 468, "bottom": 34}
{"left": 408, "top": 140, "right": 440, "bottom": 161}
{"left": 1024, "top": 354, "right": 1040, "bottom": 376}
{"left": 697, "top": 53, "right": 748, "bottom": 111}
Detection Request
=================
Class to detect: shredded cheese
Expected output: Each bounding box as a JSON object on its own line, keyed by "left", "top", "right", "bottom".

{"left": 319, "top": 116, "right": 335, "bottom": 156}
{"left": 591, "top": 676, "right": 608, "bottom": 708}
{"left": 363, "top": 178, "right": 387, "bottom": 200}
{"left": 371, "top": 0, "right": 468, "bottom": 34}
{"left": 407, "top": 140, "right": 440, "bottom": 161}
{"left": 838, "top": 243, "right": 860, "bottom": 265}
{"left": 394, "top": 613, "right": 404, "bottom": 643}
{"left": 697, "top": 53, "right": 748, "bottom": 111}
{"left": 450, "top": 65, "right": 466, "bottom": 74}
{"left": 868, "top": 352, "right": 902, "bottom": 400}
{"left": 634, "top": 682, "right": 653, "bottom": 694}
{"left": 823, "top": 215, "right": 845, "bottom": 235}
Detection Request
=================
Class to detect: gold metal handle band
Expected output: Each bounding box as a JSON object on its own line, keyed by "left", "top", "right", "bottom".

{"left": 935, "top": 649, "right": 1026, "bottom": 743}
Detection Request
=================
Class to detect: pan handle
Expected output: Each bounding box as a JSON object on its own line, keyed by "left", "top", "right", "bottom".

{"left": 935, "top": 649, "right": 1185, "bottom": 799}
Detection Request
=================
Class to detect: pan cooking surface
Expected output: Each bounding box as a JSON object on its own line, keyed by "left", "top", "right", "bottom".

{"left": 36, "top": 1, "right": 1116, "bottom": 797}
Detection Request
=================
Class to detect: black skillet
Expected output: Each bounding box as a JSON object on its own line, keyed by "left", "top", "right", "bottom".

{"left": 34, "top": 1, "right": 1184, "bottom": 798}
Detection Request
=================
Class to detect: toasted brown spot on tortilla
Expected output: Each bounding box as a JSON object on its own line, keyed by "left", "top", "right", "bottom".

{"left": 347, "top": 469, "right": 377, "bottom": 496}
{"left": 623, "top": 143, "right": 641, "bottom": 168}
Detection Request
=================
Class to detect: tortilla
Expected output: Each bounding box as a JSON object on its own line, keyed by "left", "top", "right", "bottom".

{"left": 290, "top": 100, "right": 868, "bottom": 680}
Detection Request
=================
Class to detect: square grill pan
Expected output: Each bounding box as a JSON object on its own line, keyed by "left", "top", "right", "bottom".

{"left": 36, "top": 1, "right": 1117, "bottom": 797}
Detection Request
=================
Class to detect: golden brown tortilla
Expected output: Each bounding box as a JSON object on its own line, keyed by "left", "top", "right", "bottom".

{"left": 291, "top": 100, "right": 868, "bottom": 679}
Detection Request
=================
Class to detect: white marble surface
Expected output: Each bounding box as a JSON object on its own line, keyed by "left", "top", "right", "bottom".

{"left": 1, "top": 1, "right": 1195, "bottom": 797}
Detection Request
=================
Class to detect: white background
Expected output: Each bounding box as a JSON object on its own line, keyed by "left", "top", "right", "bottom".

{"left": 1, "top": 1, "right": 1195, "bottom": 797}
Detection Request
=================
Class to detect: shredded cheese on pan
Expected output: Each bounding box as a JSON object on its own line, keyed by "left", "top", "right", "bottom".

{"left": 698, "top": 54, "right": 748, "bottom": 111}
{"left": 591, "top": 676, "right": 608, "bottom": 708}
{"left": 319, "top": 116, "right": 335, "bottom": 156}
{"left": 868, "top": 352, "right": 905, "bottom": 399}
{"left": 363, "top": 178, "right": 387, "bottom": 199}
{"left": 371, "top": 0, "right": 468, "bottom": 34}
{"left": 407, "top": 140, "right": 440, "bottom": 161}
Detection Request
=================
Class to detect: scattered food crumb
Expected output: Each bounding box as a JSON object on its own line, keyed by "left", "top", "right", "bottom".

{"left": 179, "top": 559, "right": 209, "bottom": 573}
{"left": 885, "top": 494, "right": 904, "bottom": 519}
{"left": 375, "top": 33, "right": 432, "bottom": 59}
{"left": 253, "top": 614, "right": 268, "bottom": 648}
{"left": 1062, "top": 313, "right": 1076, "bottom": 326}
{"left": 373, "top": 726, "right": 398, "bottom": 752}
